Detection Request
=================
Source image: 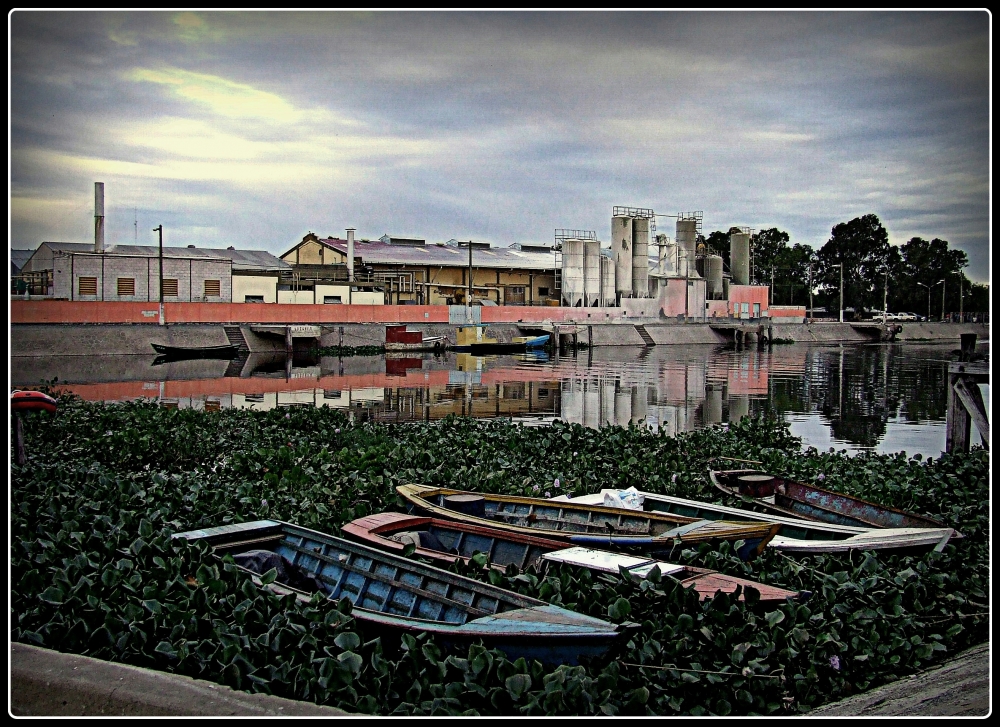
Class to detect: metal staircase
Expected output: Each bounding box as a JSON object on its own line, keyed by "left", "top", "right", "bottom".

{"left": 633, "top": 325, "right": 656, "bottom": 347}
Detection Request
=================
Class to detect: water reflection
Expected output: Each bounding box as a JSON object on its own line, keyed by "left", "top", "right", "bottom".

{"left": 11, "top": 341, "right": 988, "bottom": 458}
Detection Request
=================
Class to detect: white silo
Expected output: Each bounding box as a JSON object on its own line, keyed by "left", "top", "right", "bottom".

{"left": 584, "top": 381, "right": 601, "bottom": 430}
{"left": 675, "top": 218, "right": 699, "bottom": 278}
{"left": 631, "top": 217, "right": 650, "bottom": 298}
{"left": 706, "top": 255, "right": 724, "bottom": 299}
{"left": 730, "top": 232, "right": 750, "bottom": 285}
{"left": 612, "top": 215, "right": 633, "bottom": 298}
{"left": 561, "top": 238, "right": 585, "bottom": 306}
{"left": 600, "top": 379, "right": 616, "bottom": 426}
{"left": 560, "top": 379, "right": 583, "bottom": 425}
{"left": 583, "top": 239, "right": 601, "bottom": 307}
{"left": 600, "top": 253, "right": 616, "bottom": 306}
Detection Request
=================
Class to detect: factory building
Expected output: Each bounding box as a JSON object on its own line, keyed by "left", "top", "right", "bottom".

{"left": 281, "top": 232, "right": 559, "bottom": 306}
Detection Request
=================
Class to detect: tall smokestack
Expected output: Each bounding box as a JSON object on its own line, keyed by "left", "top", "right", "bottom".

{"left": 346, "top": 228, "right": 355, "bottom": 282}
{"left": 94, "top": 182, "right": 105, "bottom": 253}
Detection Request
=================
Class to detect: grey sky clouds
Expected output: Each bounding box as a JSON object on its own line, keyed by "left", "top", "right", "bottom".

{"left": 10, "top": 10, "right": 991, "bottom": 282}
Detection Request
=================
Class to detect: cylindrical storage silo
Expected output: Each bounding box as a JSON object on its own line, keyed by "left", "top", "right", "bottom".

{"left": 729, "top": 395, "right": 750, "bottom": 423}
{"left": 583, "top": 239, "right": 601, "bottom": 307}
{"left": 730, "top": 232, "right": 750, "bottom": 286}
{"left": 560, "top": 379, "right": 583, "bottom": 425}
{"left": 722, "top": 278, "right": 730, "bottom": 302}
{"left": 600, "top": 254, "right": 615, "bottom": 306}
{"left": 631, "top": 218, "right": 650, "bottom": 298}
{"left": 600, "top": 379, "right": 615, "bottom": 426}
{"left": 584, "top": 382, "right": 600, "bottom": 430}
{"left": 706, "top": 255, "right": 724, "bottom": 299}
{"left": 561, "top": 238, "right": 585, "bottom": 306}
{"left": 675, "top": 219, "right": 698, "bottom": 278}
{"left": 612, "top": 216, "right": 633, "bottom": 297}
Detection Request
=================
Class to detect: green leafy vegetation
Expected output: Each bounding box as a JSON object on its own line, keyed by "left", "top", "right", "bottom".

{"left": 12, "top": 393, "right": 988, "bottom": 715}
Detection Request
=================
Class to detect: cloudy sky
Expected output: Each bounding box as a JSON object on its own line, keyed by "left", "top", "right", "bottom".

{"left": 9, "top": 11, "right": 991, "bottom": 282}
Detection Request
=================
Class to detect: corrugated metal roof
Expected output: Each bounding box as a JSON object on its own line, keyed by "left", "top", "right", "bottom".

{"left": 319, "top": 238, "right": 558, "bottom": 271}
{"left": 40, "top": 242, "right": 289, "bottom": 272}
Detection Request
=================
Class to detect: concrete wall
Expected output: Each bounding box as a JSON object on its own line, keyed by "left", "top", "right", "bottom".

{"left": 12, "top": 324, "right": 232, "bottom": 356}
{"left": 232, "top": 275, "right": 277, "bottom": 303}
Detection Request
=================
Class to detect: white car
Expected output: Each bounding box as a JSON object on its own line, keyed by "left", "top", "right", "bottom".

{"left": 895, "top": 312, "right": 919, "bottom": 322}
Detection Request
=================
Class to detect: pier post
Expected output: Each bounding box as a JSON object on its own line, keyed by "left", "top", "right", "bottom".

{"left": 946, "top": 363, "right": 990, "bottom": 453}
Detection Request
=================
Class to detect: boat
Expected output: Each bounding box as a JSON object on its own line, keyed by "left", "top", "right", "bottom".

{"left": 384, "top": 325, "right": 448, "bottom": 352}
{"left": 709, "top": 468, "right": 958, "bottom": 535}
{"left": 343, "top": 512, "right": 802, "bottom": 603}
{"left": 172, "top": 519, "right": 629, "bottom": 666}
{"left": 554, "top": 489, "right": 958, "bottom": 554}
{"left": 511, "top": 334, "right": 550, "bottom": 350}
{"left": 150, "top": 343, "right": 239, "bottom": 360}
{"left": 396, "top": 485, "right": 781, "bottom": 561}
{"left": 11, "top": 390, "right": 58, "bottom": 413}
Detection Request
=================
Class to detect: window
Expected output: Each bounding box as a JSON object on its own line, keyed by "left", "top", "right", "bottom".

{"left": 324, "top": 295, "right": 343, "bottom": 304}
{"left": 162, "top": 278, "right": 179, "bottom": 297}
{"left": 117, "top": 278, "right": 135, "bottom": 296}
{"left": 204, "top": 279, "right": 221, "bottom": 297}
{"left": 78, "top": 277, "right": 97, "bottom": 296}
{"left": 243, "top": 295, "right": 265, "bottom": 303}
{"left": 538, "top": 287, "right": 549, "bottom": 297}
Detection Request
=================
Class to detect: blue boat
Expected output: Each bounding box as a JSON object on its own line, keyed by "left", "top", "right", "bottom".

{"left": 173, "top": 519, "right": 628, "bottom": 666}
{"left": 512, "top": 334, "right": 550, "bottom": 349}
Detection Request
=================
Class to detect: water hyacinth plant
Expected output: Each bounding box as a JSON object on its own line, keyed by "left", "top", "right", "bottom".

{"left": 11, "top": 392, "right": 989, "bottom": 716}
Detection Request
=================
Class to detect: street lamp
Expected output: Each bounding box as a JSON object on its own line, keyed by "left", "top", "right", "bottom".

{"left": 916, "top": 279, "right": 943, "bottom": 321}
{"left": 153, "top": 225, "right": 164, "bottom": 326}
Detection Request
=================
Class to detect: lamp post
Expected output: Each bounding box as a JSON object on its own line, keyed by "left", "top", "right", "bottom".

{"left": 917, "top": 279, "right": 943, "bottom": 321}
{"left": 153, "top": 225, "right": 164, "bottom": 326}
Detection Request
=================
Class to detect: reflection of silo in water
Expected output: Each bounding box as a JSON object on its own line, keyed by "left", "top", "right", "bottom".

{"left": 600, "top": 254, "right": 616, "bottom": 306}
{"left": 631, "top": 218, "right": 649, "bottom": 298}
{"left": 729, "top": 395, "right": 750, "bottom": 422}
{"left": 584, "top": 382, "right": 601, "bottom": 430}
{"left": 601, "top": 380, "right": 616, "bottom": 426}
{"left": 730, "top": 232, "right": 750, "bottom": 285}
{"left": 631, "top": 386, "right": 648, "bottom": 425}
{"left": 583, "top": 239, "right": 601, "bottom": 307}
{"left": 706, "top": 255, "right": 724, "bottom": 299}
{"left": 686, "top": 364, "right": 706, "bottom": 401}
{"left": 560, "top": 380, "right": 583, "bottom": 425}
{"left": 704, "top": 385, "right": 723, "bottom": 424}
{"left": 659, "top": 405, "right": 680, "bottom": 439}
{"left": 612, "top": 216, "right": 633, "bottom": 297}
{"left": 614, "top": 386, "right": 632, "bottom": 427}
{"left": 561, "top": 238, "right": 585, "bottom": 307}
{"left": 676, "top": 218, "right": 698, "bottom": 278}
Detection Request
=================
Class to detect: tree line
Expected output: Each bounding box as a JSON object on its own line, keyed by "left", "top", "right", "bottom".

{"left": 698, "top": 214, "right": 988, "bottom": 318}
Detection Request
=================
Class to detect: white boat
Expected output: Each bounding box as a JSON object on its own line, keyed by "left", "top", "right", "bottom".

{"left": 551, "top": 489, "right": 956, "bottom": 554}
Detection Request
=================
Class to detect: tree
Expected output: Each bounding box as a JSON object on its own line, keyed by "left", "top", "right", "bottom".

{"left": 893, "top": 237, "right": 970, "bottom": 318}
{"left": 816, "top": 214, "right": 891, "bottom": 314}
{"left": 771, "top": 243, "right": 817, "bottom": 306}
{"left": 750, "top": 228, "right": 790, "bottom": 285}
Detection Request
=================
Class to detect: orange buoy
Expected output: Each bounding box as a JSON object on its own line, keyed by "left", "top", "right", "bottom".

{"left": 11, "top": 390, "right": 58, "bottom": 414}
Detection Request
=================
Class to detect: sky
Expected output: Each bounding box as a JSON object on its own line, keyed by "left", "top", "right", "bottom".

{"left": 9, "top": 10, "right": 991, "bottom": 283}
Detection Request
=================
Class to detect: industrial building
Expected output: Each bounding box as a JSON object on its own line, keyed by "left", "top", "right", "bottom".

{"left": 280, "top": 232, "right": 559, "bottom": 306}
{"left": 19, "top": 241, "right": 290, "bottom": 303}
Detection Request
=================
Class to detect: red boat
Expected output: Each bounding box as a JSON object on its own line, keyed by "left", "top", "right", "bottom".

{"left": 342, "top": 512, "right": 802, "bottom": 604}
{"left": 11, "top": 390, "right": 57, "bottom": 414}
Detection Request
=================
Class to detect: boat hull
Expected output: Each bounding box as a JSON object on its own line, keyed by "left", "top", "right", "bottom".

{"left": 709, "top": 469, "right": 957, "bottom": 533}
{"left": 151, "top": 343, "right": 239, "bottom": 360}
{"left": 344, "top": 512, "right": 801, "bottom": 603}
{"left": 173, "top": 519, "right": 625, "bottom": 665}
{"left": 558, "top": 489, "right": 957, "bottom": 553}
{"left": 397, "top": 484, "right": 780, "bottom": 561}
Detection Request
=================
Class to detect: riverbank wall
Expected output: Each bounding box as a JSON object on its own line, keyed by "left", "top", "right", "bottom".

{"left": 12, "top": 320, "right": 989, "bottom": 357}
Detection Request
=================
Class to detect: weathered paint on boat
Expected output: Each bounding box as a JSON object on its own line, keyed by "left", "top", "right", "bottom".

{"left": 396, "top": 484, "right": 780, "bottom": 561}
{"left": 173, "top": 519, "right": 626, "bottom": 665}
{"left": 557, "top": 489, "right": 957, "bottom": 553}
{"left": 709, "top": 469, "right": 958, "bottom": 533}
{"left": 343, "top": 512, "right": 801, "bottom": 603}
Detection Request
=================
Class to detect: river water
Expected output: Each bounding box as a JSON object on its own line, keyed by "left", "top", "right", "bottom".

{"left": 12, "top": 341, "right": 989, "bottom": 460}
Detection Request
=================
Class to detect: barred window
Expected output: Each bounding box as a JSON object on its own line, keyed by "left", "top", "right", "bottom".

{"left": 117, "top": 277, "right": 135, "bottom": 296}
{"left": 78, "top": 277, "right": 98, "bottom": 296}
{"left": 162, "top": 278, "right": 179, "bottom": 297}
{"left": 204, "top": 279, "right": 221, "bottom": 297}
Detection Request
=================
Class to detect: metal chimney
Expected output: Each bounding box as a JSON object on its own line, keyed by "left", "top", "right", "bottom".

{"left": 94, "top": 182, "right": 105, "bottom": 253}
{"left": 346, "top": 228, "right": 355, "bottom": 282}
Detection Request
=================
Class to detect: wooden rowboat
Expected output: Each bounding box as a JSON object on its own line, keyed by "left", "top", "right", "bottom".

{"left": 709, "top": 468, "right": 958, "bottom": 534}
{"left": 396, "top": 485, "right": 781, "bottom": 561}
{"left": 173, "top": 519, "right": 628, "bottom": 666}
{"left": 343, "top": 512, "right": 802, "bottom": 603}
{"left": 555, "top": 489, "right": 957, "bottom": 554}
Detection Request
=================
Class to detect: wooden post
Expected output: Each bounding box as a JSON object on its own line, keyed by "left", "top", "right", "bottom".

{"left": 14, "top": 413, "right": 26, "bottom": 466}
{"left": 946, "top": 363, "right": 990, "bottom": 452}
{"left": 946, "top": 370, "right": 971, "bottom": 453}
